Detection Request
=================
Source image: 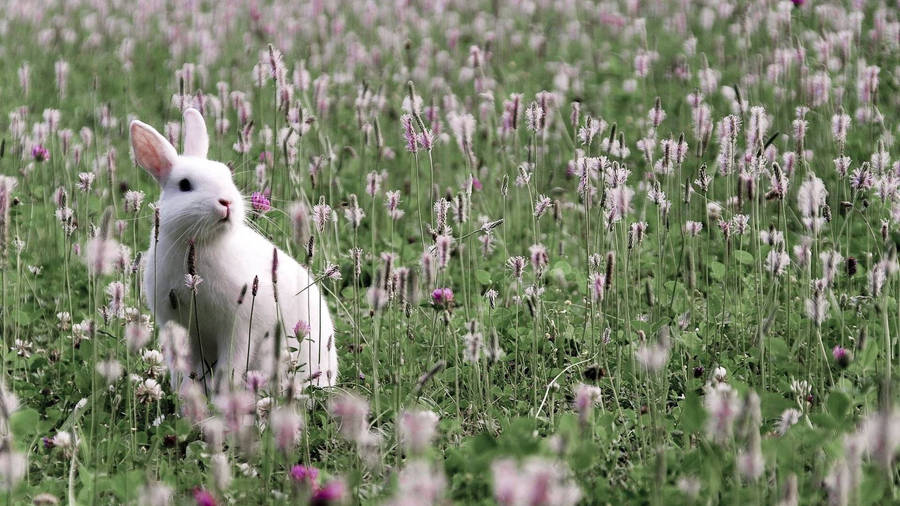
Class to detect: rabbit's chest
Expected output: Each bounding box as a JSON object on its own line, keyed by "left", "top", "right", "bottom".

{"left": 146, "top": 247, "right": 249, "bottom": 327}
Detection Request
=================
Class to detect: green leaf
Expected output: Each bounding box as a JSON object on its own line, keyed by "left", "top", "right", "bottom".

{"left": 767, "top": 337, "right": 790, "bottom": 361}
{"left": 175, "top": 417, "right": 193, "bottom": 438}
{"left": 733, "top": 250, "right": 754, "bottom": 266}
{"left": 475, "top": 270, "right": 492, "bottom": 285}
{"left": 826, "top": 391, "right": 850, "bottom": 421}
{"left": 709, "top": 261, "right": 726, "bottom": 281}
{"left": 552, "top": 260, "right": 572, "bottom": 275}
{"left": 809, "top": 413, "right": 838, "bottom": 430}
{"left": 680, "top": 332, "right": 702, "bottom": 354}
{"left": 680, "top": 392, "right": 706, "bottom": 434}
{"left": 760, "top": 392, "right": 794, "bottom": 420}
{"left": 9, "top": 408, "right": 40, "bottom": 441}
{"left": 109, "top": 469, "right": 143, "bottom": 501}
{"left": 856, "top": 342, "right": 879, "bottom": 372}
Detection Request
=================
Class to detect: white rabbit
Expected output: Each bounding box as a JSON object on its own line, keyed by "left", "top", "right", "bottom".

{"left": 131, "top": 107, "right": 337, "bottom": 395}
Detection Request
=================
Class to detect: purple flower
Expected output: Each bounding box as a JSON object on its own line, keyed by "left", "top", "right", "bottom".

{"left": 290, "top": 465, "right": 319, "bottom": 486}
{"left": 401, "top": 114, "right": 418, "bottom": 153}
{"left": 310, "top": 480, "right": 347, "bottom": 505}
{"left": 294, "top": 320, "right": 311, "bottom": 338}
{"left": 31, "top": 144, "right": 50, "bottom": 162}
{"left": 471, "top": 177, "right": 483, "bottom": 191}
{"left": 791, "top": 0, "right": 804, "bottom": 6}
{"left": 832, "top": 346, "right": 851, "bottom": 369}
{"left": 251, "top": 189, "right": 271, "bottom": 213}
{"left": 431, "top": 287, "right": 454, "bottom": 307}
{"left": 193, "top": 489, "right": 217, "bottom": 506}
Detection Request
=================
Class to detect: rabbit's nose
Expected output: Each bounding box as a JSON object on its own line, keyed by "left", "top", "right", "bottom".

{"left": 218, "top": 198, "right": 231, "bottom": 208}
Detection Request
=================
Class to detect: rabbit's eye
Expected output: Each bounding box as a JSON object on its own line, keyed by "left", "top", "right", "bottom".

{"left": 178, "top": 178, "right": 192, "bottom": 192}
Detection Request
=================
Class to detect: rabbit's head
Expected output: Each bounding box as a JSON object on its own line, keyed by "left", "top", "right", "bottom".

{"left": 131, "top": 108, "right": 245, "bottom": 242}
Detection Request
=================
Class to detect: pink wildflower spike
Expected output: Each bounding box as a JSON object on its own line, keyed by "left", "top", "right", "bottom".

{"left": 431, "top": 287, "right": 454, "bottom": 307}
{"left": 251, "top": 189, "right": 271, "bottom": 213}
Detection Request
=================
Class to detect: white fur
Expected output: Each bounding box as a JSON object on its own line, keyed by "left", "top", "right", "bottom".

{"left": 132, "top": 108, "right": 337, "bottom": 394}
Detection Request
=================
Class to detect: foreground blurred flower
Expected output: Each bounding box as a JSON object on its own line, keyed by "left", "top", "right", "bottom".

{"left": 270, "top": 406, "right": 303, "bottom": 451}
{"left": 0, "top": 176, "right": 17, "bottom": 262}
{"left": 96, "top": 359, "right": 124, "bottom": 384}
{"left": 492, "top": 457, "right": 581, "bottom": 506}
{"left": 210, "top": 453, "right": 232, "bottom": 491}
{"left": 245, "top": 370, "right": 267, "bottom": 393}
{"left": 83, "top": 236, "right": 123, "bottom": 276}
{"left": 776, "top": 409, "right": 801, "bottom": 436}
{"left": 329, "top": 392, "right": 372, "bottom": 444}
{"left": 193, "top": 488, "right": 216, "bottom": 506}
{"left": 0, "top": 450, "right": 26, "bottom": 491}
{"left": 736, "top": 392, "right": 764, "bottom": 481}
{"left": 310, "top": 479, "right": 347, "bottom": 505}
{"left": 125, "top": 322, "right": 151, "bottom": 352}
{"left": 704, "top": 383, "right": 739, "bottom": 443}
{"left": 573, "top": 384, "right": 602, "bottom": 425}
{"left": 32, "top": 492, "right": 59, "bottom": 505}
{"left": 329, "top": 392, "right": 379, "bottom": 464}
{"left": 635, "top": 341, "right": 669, "bottom": 373}
{"left": 213, "top": 388, "right": 255, "bottom": 433}
{"left": 161, "top": 321, "right": 191, "bottom": 376}
{"left": 387, "top": 460, "right": 446, "bottom": 506}
{"left": 398, "top": 409, "right": 439, "bottom": 454}
{"left": 676, "top": 476, "right": 701, "bottom": 499}
{"left": 138, "top": 482, "right": 173, "bottom": 506}
{"left": 856, "top": 408, "right": 900, "bottom": 469}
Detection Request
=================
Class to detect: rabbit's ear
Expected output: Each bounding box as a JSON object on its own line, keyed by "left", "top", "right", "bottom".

{"left": 130, "top": 120, "right": 178, "bottom": 183}
{"left": 182, "top": 108, "right": 209, "bottom": 159}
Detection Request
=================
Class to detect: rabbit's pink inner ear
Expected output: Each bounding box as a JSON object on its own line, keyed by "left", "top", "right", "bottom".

{"left": 131, "top": 121, "right": 177, "bottom": 182}
{"left": 182, "top": 108, "right": 209, "bottom": 159}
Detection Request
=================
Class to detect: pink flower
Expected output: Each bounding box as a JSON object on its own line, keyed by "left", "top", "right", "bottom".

{"left": 431, "top": 288, "right": 454, "bottom": 307}
{"left": 193, "top": 489, "right": 216, "bottom": 506}
{"left": 251, "top": 189, "right": 271, "bottom": 213}
{"left": 401, "top": 114, "right": 418, "bottom": 153}
{"left": 31, "top": 144, "right": 49, "bottom": 162}
{"left": 294, "top": 320, "right": 311, "bottom": 338}
{"left": 311, "top": 479, "right": 347, "bottom": 505}
{"left": 398, "top": 409, "right": 439, "bottom": 454}
{"left": 270, "top": 406, "right": 303, "bottom": 451}
{"left": 290, "top": 465, "right": 319, "bottom": 487}
{"left": 832, "top": 346, "right": 851, "bottom": 368}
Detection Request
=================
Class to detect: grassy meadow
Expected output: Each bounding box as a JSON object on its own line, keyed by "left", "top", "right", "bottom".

{"left": 0, "top": 0, "right": 898, "bottom": 504}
